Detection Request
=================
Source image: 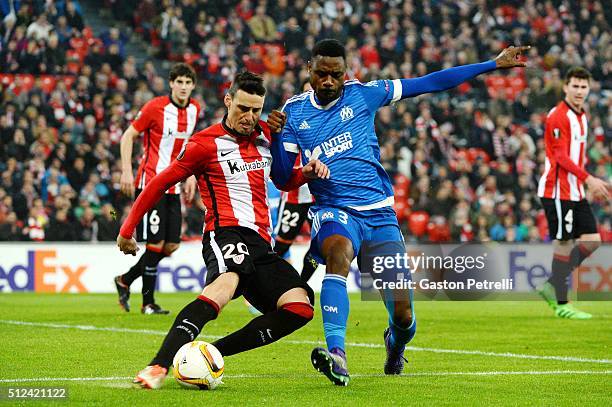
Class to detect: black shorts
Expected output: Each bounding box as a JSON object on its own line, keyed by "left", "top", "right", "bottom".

{"left": 540, "top": 198, "right": 598, "bottom": 241}
{"left": 275, "top": 202, "right": 312, "bottom": 243}
{"left": 135, "top": 190, "right": 182, "bottom": 244}
{"left": 202, "top": 226, "right": 314, "bottom": 313}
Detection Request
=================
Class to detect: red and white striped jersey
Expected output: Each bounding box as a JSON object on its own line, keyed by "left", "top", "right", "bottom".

{"left": 132, "top": 96, "right": 200, "bottom": 194}
{"left": 120, "top": 119, "right": 306, "bottom": 243}
{"left": 281, "top": 154, "right": 314, "bottom": 204}
{"left": 538, "top": 101, "right": 589, "bottom": 201}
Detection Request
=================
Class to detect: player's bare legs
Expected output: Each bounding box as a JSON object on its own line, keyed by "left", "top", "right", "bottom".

{"left": 311, "top": 233, "right": 353, "bottom": 386}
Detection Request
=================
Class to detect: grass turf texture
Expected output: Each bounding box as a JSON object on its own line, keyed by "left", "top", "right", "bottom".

{"left": 0, "top": 293, "right": 610, "bottom": 406}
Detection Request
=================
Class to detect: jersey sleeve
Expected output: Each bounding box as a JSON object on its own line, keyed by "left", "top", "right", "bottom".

{"left": 279, "top": 102, "right": 299, "bottom": 154}
{"left": 359, "top": 80, "right": 401, "bottom": 112}
{"left": 119, "top": 141, "right": 208, "bottom": 239}
{"left": 131, "top": 100, "right": 156, "bottom": 133}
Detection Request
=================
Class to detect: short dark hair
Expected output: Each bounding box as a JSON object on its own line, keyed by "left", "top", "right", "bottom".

{"left": 312, "top": 39, "right": 346, "bottom": 59}
{"left": 169, "top": 63, "right": 196, "bottom": 82}
{"left": 564, "top": 67, "right": 591, "bottom": 83}
{"left": 228, "top": 71, "right": 266, "bottom": 97}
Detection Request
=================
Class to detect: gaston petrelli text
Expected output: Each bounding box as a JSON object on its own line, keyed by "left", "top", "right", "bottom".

{"left": 372, "top": 278, "right": 514, "bottom": 291}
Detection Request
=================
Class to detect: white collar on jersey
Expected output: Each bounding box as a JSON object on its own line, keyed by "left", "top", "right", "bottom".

{"left": 309, "top": 90, "right": 343, "bottom": 110}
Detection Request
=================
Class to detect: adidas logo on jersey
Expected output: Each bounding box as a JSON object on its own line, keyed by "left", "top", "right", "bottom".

{"left": 299, "top": 120, "right": 310, "bottom": 130}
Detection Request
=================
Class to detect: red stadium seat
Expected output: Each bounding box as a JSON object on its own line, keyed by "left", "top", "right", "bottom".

{"left": 62, "top": 76, "right": 76, "bottom": 89}
{"left": 408, "top": 211, "right": 429, "bottom": 237}
{"left": 484, "top": 75, "right": 506, "bottom": 99}
{"left": 183, "top": 52, "right": 200, "bottom": 65}
{"left": 67, "top": 62, "right": 81, "bottom": 74}
{"left": 467, "top": 148, "right": 490, "bottom": 164}
{"left": 394, "top": 200, "right": 408, "bottom": 224}
{"left": 40, "top": 75, "right": 57, "bottom": 93}
{"left": 427, "top": 219, "right": 451, "bottom": 242}
{"left": 20, "top": 75, "right": 35, "bottom": 92}
{"left": 0, "top": 73, "right": 14, "bottom": 87}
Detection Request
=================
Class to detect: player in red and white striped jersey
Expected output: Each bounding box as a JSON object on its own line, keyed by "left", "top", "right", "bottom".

{"left": 116, "top": 72, "right": 329, "bottom": 389}
{"left": 114, "top": 63, "right": 201, "bottom": 315}
{"left": 536, "top": 67, "right": 610, "bottom": 320}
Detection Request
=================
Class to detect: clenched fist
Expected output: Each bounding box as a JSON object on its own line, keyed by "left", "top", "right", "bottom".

{"left": 267, "top": 110, "right": 287, "bottom": 134}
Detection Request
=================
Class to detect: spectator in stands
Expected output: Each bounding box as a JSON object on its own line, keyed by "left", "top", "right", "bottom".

{"left": 0, "top": 0, "right": 609, "bottom": 244}
{"left": 248, "top": 5, "right": 277, "bottom": 43}
{"left": 26, "top": 12, "right": 52, "bottom": 40}
{"left": 64, "top": 0, "right": 84, "bottom": 31}
{"left": 96, "top": 203, "right": 120, "bottom": 241}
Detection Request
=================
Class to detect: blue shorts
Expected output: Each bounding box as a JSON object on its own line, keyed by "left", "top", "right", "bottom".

{"left": 308, "top": 205, "right": 403, "bottom": 264}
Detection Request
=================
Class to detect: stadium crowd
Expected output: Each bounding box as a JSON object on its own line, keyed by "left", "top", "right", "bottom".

{"left": 0, "top": 0, "right": 610, "bottom": 243}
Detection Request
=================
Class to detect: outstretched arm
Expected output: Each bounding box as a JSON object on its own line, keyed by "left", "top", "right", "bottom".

{"left": 397, "top": 46, "right": 530, "bottom": 99}
{"left": 119, "top": 162, "right": 193, "bottom": 240}
{"left": 117, "top": 142, "right": 206, "bottom": 254}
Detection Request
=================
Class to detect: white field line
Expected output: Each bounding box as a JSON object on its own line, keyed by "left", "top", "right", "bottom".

{"left": 1, "top": 319, "right": 610, "bottom": 365}
{"left": 1, "top": 371, "right": 611, "bottom": 384}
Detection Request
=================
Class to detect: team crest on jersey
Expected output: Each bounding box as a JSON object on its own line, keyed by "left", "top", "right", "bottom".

{"left": 340, "top": 106, "right": 354, "bottom": 122}
{"left": 553, "top": 128, "right": 560, "bottom": 139}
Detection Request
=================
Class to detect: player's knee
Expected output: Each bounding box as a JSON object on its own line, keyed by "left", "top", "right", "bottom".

{"left": 578, "top": 237, "right": 601, "bottom": 255}
{"left": 163, "top": 242, "right": 180, "bottom": 256}
{"left": 325, "top": 249, "right": 352, "bottom": 276}
{"left": 201, "top": 272, "right": 239, "bottom": 310}
{"left": 322, "top": 236, "right": 353, "bottom": 270}
{"left": 146, "top": 241, "right": 165, "bottom": 252}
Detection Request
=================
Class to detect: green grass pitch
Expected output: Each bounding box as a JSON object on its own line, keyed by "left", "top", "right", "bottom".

{"left": 0, "top": 294, "right": 610, "bottom": 406}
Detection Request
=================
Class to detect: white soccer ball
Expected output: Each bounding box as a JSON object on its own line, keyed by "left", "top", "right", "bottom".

{"left": 172, "top": 341, "right": 224, "bottom": 390}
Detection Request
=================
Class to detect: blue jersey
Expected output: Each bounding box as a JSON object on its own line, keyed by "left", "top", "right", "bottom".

{"left": 279, "top": 79, "right": 402, "bottom": 211}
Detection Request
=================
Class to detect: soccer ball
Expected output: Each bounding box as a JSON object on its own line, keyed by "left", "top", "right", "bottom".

{"left": 172, "top": 341, "right": 224, "bottom": 390}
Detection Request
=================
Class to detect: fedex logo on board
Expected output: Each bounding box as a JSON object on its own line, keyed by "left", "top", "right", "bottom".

{"left": 0, "top": 250, "right": 87, "bottom": 292}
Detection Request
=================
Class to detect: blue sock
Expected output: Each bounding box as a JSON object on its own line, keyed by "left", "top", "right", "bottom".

{"left": 384, "top": 296, "right": 416, "bottom": 351}
{"left": 388, "top": 317, "right": 416, "bottom": 351}
{"left": 320, "top": 274, "right": 349, "bottom": 352}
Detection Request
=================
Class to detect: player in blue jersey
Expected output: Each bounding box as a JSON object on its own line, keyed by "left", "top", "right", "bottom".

{"left": 269, "top": 39, "right": 529, "bottom": 386}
